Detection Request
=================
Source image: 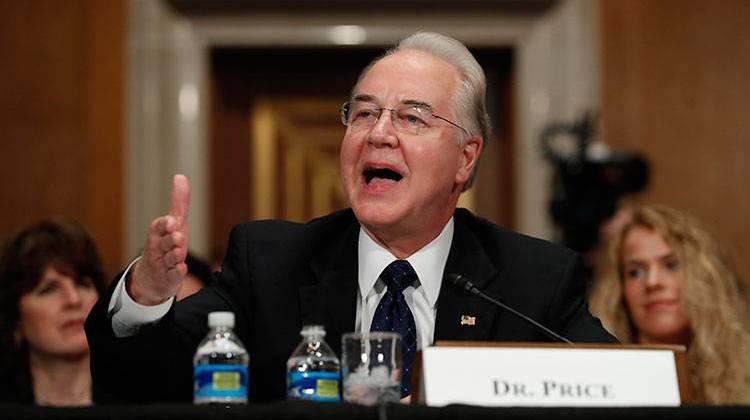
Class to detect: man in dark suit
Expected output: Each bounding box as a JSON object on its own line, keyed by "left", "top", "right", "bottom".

{"left": 85, "top": 32, "right": 615, "bottom": 404}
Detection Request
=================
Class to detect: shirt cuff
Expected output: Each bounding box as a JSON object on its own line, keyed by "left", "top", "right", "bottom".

{"left": 109, "top": 256, "right": 174, "bottom": 338}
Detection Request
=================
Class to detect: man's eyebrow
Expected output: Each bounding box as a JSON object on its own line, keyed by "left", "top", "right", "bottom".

{"left": 352, "top": 95, "right": 433, "bottom": 109}
{"left": 402, "top": 99, "right": 433, "bottom": 109}
{"left": 353, "top": 94, "right": 375, "bottom": 103}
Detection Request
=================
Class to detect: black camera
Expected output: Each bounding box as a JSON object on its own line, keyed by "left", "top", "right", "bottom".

{"left": 541, "top": 112, "right": 649, "bottom": 255}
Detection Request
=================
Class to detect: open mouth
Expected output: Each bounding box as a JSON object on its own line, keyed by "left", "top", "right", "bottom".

{"left": 363, "top": 167, "right": 403, "bottom": 184}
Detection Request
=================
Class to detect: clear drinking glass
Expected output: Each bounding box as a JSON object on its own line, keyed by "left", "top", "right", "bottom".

{"left": 341, "top": 332, "right": 402, "bottom": 405}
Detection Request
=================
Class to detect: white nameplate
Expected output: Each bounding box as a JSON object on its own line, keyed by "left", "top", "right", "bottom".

{"left": 421, "top": 346, "right": 681, "bottom": 407}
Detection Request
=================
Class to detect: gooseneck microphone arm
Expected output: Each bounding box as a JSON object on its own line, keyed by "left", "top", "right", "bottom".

{"left": 446, "top": 273, "right": 574, "bottom": 345}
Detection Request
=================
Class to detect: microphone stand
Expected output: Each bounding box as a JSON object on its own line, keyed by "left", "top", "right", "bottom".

{"left": 449, "top": 273, "right": 574, "bottom": 345}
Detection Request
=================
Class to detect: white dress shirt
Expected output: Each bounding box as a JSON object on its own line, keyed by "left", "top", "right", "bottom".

{"left": 108, "top": 257, "right": 173, "bottom": 337}
{"left": 355, "top": 218, "right": 453, "bottom": 351}
{"left": 109, "top": 218, "right": 455, "bottom": 345}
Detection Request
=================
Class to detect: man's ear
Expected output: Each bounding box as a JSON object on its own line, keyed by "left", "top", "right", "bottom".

{"left": 455, "top": 136, "right": 483, "bottom": 185}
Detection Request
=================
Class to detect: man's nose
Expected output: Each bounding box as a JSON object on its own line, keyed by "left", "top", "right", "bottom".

{"left": 367, "top": 110, "right": 398, "bottom": 148}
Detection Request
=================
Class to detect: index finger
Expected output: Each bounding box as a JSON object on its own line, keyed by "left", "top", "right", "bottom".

{"left": 169, "top": 174, "right": 190, "bottom": 224}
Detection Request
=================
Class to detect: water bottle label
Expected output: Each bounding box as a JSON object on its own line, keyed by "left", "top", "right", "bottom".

{"left": 287, "top": 371, "right": 341, "bottom": 402}
{"left": 195, "top": 364, "right": 248, "bottom": 399}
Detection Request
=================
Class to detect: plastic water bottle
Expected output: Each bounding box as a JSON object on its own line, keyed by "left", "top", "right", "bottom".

{"left": 286, "top": 325, "right": 341, "bottom": 402}
{"left": 193, "top": 311, "right": 249, "bottom": 404}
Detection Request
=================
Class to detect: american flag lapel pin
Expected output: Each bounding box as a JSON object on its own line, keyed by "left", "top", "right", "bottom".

{"left": 460, "top": 315, "right": 476, "bottom": 326}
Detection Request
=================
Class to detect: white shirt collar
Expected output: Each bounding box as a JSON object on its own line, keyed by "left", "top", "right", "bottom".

{"left": 358, "top": 218, "right": 454, "bottom": 308}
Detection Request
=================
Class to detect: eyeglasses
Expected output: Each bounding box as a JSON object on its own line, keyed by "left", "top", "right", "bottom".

{"left": 340, "top": 101, "right": 468, "bottom": 136}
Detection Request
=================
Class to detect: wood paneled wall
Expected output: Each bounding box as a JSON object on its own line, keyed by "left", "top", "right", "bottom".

{"left": 0, "top": 1, "right": 124, "bottom": 278}
{"left": 601, "top": 0, "right": 750, "bottom": 281}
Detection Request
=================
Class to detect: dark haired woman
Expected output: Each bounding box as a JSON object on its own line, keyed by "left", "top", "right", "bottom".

{"left": 0, "top": 219, "right": 106, "bottom": 405}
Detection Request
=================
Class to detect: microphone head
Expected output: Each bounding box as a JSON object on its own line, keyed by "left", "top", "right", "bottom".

{"left": 445, "top": 273, "right": 472, "bottom": 293}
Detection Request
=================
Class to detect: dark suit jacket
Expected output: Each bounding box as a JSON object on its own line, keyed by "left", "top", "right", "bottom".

{"left": 85, "top": 208, "right": 616, "bottom": 403}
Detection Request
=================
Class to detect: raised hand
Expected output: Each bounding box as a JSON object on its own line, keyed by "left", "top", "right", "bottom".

{"left": 128, "top": 174, "right": 190, "bottom": 305}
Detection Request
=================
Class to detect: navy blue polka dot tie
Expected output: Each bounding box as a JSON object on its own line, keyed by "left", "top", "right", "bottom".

{"left": 370, "top": 260, "right": 418, "bottom": 398}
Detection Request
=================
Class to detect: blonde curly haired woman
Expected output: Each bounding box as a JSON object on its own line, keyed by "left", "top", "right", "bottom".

{"left": 589, "top": 204, "right": 750, "bottom": 404}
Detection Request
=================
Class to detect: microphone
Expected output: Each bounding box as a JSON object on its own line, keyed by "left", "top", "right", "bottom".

{"left": 446, "top": 273, "right": 574, "bottom": 345}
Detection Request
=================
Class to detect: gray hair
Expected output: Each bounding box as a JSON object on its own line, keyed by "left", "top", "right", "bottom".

{"left": 353, "top": 32, "right": 491, "bottom": 190}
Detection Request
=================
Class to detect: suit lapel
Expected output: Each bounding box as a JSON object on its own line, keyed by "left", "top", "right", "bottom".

{"left": 434, "top": 211, "right": 501, "bottom": 343}
{"left": 303, "top": 218, "right": 359, "bottom": 357}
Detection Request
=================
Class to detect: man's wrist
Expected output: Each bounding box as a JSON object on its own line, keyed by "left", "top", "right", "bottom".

{"left": 127, "top": 260, "right": 171, "bottom": 306}
{"left": 109, "top": 256, "right": 173, "bottom": 337}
